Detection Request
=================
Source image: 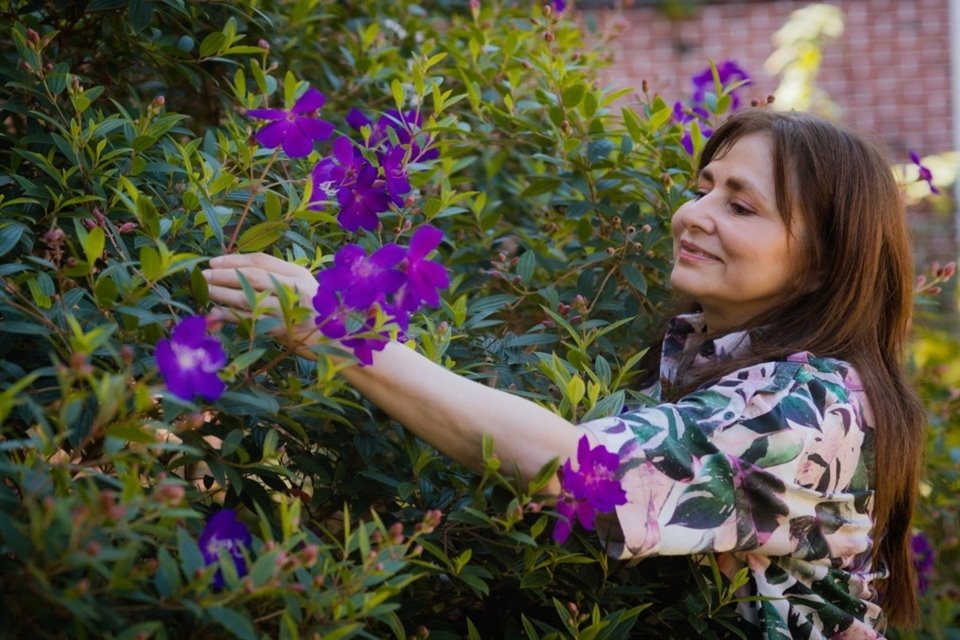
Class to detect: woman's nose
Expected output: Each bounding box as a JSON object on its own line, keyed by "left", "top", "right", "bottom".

{"left": 677, "top": 196, "right": 716, "bottom": 234}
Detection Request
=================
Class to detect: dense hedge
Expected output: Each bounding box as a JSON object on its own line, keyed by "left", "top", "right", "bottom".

{"left": 0, "top": 1, "right": 956, "bottom": 638}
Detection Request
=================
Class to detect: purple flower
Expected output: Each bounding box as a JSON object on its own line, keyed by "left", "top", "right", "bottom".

{"left": 199, "top": 509, "right": 252, "bottom": 589}
{"left": 312, "top": 288, "right": 350, "bottom": 339}
{"left": 554, "top": 0, "right": 566, "bottom": 12}
{"left": 383, "top": 145, "right": 411, "bottom": 205}
{"left": 320, "top": 243, "right": 406, "bottom": 309}
{"left": 691, "top": 60, "right": 752, "bottom": 111}
{"left": 155, "top": 316, "right": 227, "bottom": 402}
{"left": 910, "top": 151, "right": 940, "bottom": 195}
{"left": 912, "top": 532, "right": 935, "bottom": 594}
{"left": 401, "top": 225, "right": 449, "bottom": 308}
{"left": 341, "top": 319, "right": 390, "bottom": 366}
{"left": 346, "top": 108, "right": 439, "bottom": 162}
{"left": 311, "top": 137, "right": 391, "bottom": 231}
{"left": 246, "top": 87, "right": 334, "bottom": 158}
{"left": 338, "top": 164, "right": 391, "bottom": 232}
{"left": 552, "top": 436, "right": 627, "bottom": 544}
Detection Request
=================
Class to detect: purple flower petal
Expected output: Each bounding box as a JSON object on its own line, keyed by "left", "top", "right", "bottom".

{"left": 296, "top": 117, "right": 335, "bottom": 142}
{"left": 292, "top": 87, "right": 326, "bottom": 114}
{"left": 346, "top": 108, "right": 372, "bottom": 131}
{"left": 281, "top": 128, "right": 313, "bottom": 158}
{"left": 408, "top": 225, "right": 443, "bottom": 260}
{"left": 157, "top": 316, "right": 227, "bottom": 403}
{"left": 246, "top": 108, "right": 287, "bottom": 121}
{"left": 333, "top": 136, "right": 356, "bottom": 165}
{"left": 255, "top": 120, "right": 291, "bottom": 150}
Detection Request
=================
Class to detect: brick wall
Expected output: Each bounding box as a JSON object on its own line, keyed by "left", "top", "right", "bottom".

{"left": 585, "top": 0, "right": 954, "bottom": 159}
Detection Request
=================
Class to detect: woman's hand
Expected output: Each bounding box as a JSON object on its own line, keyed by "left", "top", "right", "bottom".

{"left": 203, "top": 253, "right": 322, "bottom": 358}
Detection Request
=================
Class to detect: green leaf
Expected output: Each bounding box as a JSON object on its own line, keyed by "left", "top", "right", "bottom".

{"left": 516, "top": 250, "right": 536, "bottom": 283}
{"left": 87, "top": 0, "right": 129, "bottom": 10}
{"left": 562, "top": 83, "right": 586, "bottom": 109}
{"left": 621, "top": 107, "right": 645, "bottom": 142}
{"left": 199, "top": 31, "right": 226, "bottom": 58}
{"left": 128, "top": 0, "right": 153, "bottom": 32}
{"left": 176, "top": 527, "right": 205, "bottom": 578}
{"left": 648, "top": 105, "right": 673, "bottom": 130}
{"left": 207, "top": 607, "right": 257, "bottom": 640}
{"left": 140, "top": 246, "right": 161, "bottom": 281}
{"left": 237, "top": 221, "right": 287, "bottom": 253}
{"left": 136, "top": 196, "right": 161, "bottom": 238}
{"left": 83, "top": 227, "right": 105, "bottom": 265}
{"left": 565, "top": 375, "right": 586, "bottom": 408}
{"left": 191, "top": 266, "right": 209, "bottom": 305}
{"left": 0, "top": 223, "right": 26, "bottom": 258}
{"left": 265, "top": 190, "right": 281, "bottom": 221}
{"left": 391, "top": 79, "right": 405, "bottom": 110}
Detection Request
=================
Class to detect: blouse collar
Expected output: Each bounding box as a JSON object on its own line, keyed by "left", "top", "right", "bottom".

{"left": 660, "top": 312, "right": 753, "bottom": 387}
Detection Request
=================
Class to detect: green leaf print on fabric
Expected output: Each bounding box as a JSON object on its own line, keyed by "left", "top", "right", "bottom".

{"left": 668, "top": 453, "right": 735, "bottom": 528}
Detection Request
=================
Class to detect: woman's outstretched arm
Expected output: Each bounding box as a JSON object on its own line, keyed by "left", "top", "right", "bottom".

{"left": 203, "top": 253, "right": 580, "bottom": 491}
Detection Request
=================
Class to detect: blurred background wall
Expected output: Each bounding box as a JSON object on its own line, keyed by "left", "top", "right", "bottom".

{"left": 580, "top": 0, "right": 958, "bottom": 270}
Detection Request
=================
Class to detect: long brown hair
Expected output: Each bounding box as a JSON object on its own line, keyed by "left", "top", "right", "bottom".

{"left": 649, "top": 109, "right": 925, "bottom": 626}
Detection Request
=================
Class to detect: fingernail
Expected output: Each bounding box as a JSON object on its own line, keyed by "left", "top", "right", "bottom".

{"left": 201, "top": 270, "right": 211, "bottom": 279}
{"left": 209, "top": 256, "right": 222, "bottom": 266}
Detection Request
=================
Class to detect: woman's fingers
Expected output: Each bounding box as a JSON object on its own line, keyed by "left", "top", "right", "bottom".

{"left": 209, "top": 252, "right": 309, "bottom": 277}
{"left": 203, "top": 266, "right": 308, "bottom": 294}
{"left": 206, "top": 284, "right": 284, "bottom": 312}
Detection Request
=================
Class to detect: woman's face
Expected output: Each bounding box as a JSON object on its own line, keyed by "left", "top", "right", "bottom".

{"left": 670, "top": 133, "right": 804, "bottom": 332}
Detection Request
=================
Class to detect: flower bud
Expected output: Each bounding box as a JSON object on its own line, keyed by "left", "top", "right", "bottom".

{"left": 626, "top": 225, "right": 636, "bottom": 234}
{"left": 645, "top": 250, "right": 656, "bottom": 259}
{"left": 543, "top": 4, "right": 553, "bottom": 18}
{"left": 118, "top": 221, "right": 138, "bottom": 234}
{"left": 82, "top": 218, "right": 97, "bottom": 230}
{"left": 527, "top": 502, "right": 542, "bottom": 513}
{"left": 26, "top": 28, "right": 40, "bottom": 44}
{"left": 641, "top": 79, "right": 648, "bottom": 93}
{"left": 71, "top": 351, "right": 93, "bottom": 376}
{"left": 413, "top": 544, "right": 423, "bottom": 556}
{"left": 389, "top": 521, "right": 405, "bottom": 544}
{"left": 766, "top": 94, "right": 776, "bottom": 104}
{"left": 544, "top": 31, "right": 555, "bottom": 42}
{"left": 258, "top": 38, "right": 270, "bottom": 50}
{"left": 606, "top": 246, "right": 616, "bottom": 255}
{"left": 640, "top": 224, "right": 652, "bottom": 233}
{"left": 42, "top": 228, "right": 66, "bottom": 246}
{"left": 942, "top": 261, "right": 956, "bottom": 279}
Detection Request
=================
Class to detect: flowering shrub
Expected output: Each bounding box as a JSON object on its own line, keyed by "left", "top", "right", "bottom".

{"left": 1, "top": 1, "right": 955, "bottom": 638}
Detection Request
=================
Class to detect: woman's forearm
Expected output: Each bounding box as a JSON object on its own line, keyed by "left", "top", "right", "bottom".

{"left": 341, "top": 341, "right": 580, "bottom": 492}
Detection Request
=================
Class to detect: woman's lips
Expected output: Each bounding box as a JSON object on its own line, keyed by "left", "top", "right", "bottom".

{"left": 678, "top": 240, "right": 723, "bottom": 262}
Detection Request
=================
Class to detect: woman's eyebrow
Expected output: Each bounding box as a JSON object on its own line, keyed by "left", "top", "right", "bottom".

{"left": 700, "top": 168, "right": 771, "bottom": 207}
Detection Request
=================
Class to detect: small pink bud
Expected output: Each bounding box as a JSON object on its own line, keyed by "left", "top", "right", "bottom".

{"left": 258, "top": 39, "right": 270, "bottom": 50}
{"left": 82, "top": 218, "right": 97, "bottom": 230}
{"left": 118, "top": 221, "right": 137, "bottom": 234}
{"left": 941, "top": 261, "right": 956, "bottom": 279}
{"left": 26, "top": 28, "right": 40, "bottom": 44}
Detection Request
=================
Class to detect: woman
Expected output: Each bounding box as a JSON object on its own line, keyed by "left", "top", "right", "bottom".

{"left": 203, "top": 109, "right": 925, "bottom": 637}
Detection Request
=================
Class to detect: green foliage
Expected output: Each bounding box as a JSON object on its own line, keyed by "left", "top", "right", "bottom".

{"left": 895, "top": 317, "right": 960, "bottom": 639}
{"left": 3, "top": 1, "right": 948, "bottom": 638}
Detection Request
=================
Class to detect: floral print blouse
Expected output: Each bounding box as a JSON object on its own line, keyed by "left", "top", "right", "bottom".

{"left": 579, "top": 313, "right": 888, "bottom": 639}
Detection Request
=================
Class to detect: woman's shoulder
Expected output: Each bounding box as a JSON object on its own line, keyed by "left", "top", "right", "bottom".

{"left": 709, "top": 351, "right": 864, "bottom": 399}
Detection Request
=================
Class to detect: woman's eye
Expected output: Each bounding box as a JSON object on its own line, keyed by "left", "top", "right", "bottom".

{"left": 693, "top": 189, "right": 708, "bottom": 200}
{"left": 730, "top": 202, "right": 753, "bottom": 216}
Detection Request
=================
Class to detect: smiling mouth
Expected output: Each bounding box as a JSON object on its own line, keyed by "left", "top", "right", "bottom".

{"left": 679, "top": 241, "right": 722, "bottom": 262}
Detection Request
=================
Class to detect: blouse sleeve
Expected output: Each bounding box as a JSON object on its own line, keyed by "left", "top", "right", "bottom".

{"left": 578, "top": 359, "right": 876, "bottom": 566}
